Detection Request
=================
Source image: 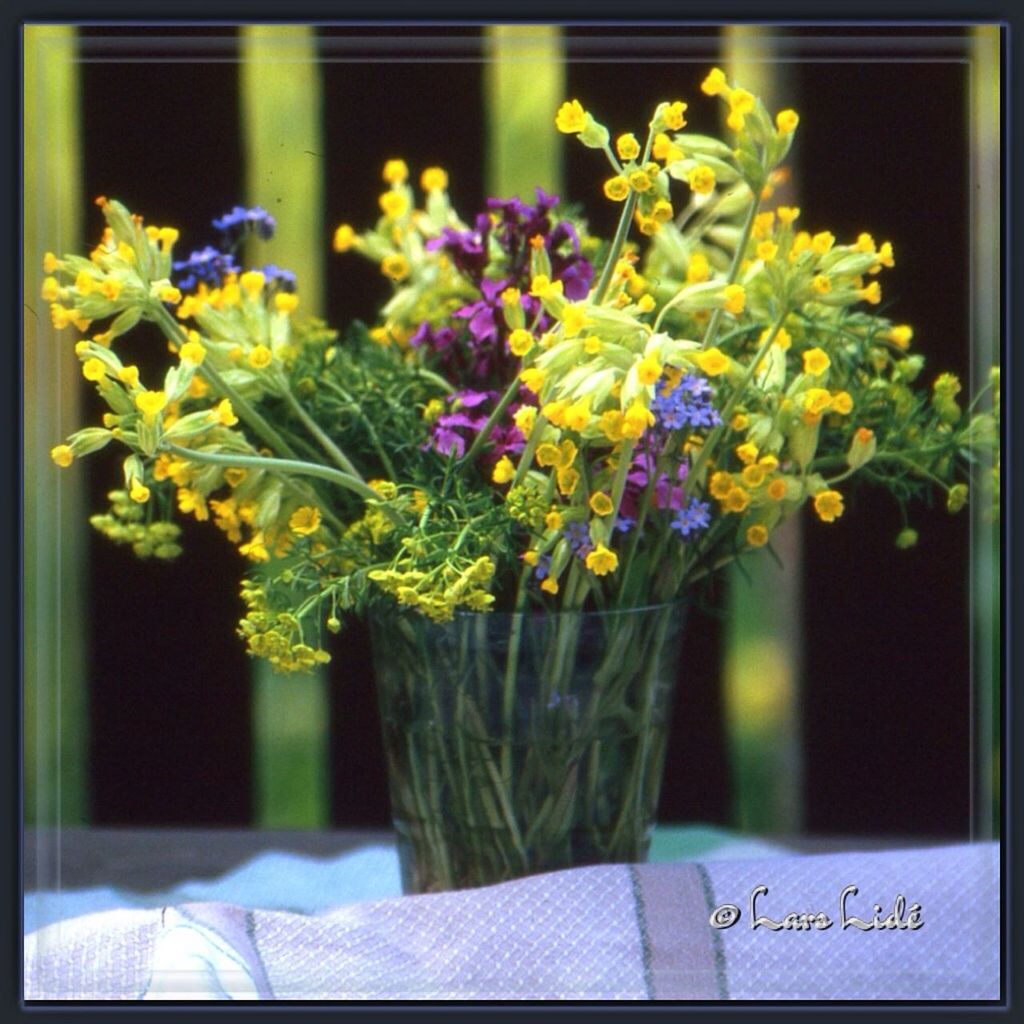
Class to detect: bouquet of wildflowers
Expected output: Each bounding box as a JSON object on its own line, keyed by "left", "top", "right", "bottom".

{"left": 45, "top": 68, "right": 998, "bottom": 889}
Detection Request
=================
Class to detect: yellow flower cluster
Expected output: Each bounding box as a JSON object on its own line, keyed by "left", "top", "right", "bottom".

{"left": 369, "top": 556, "right": 496, "bottom": 622}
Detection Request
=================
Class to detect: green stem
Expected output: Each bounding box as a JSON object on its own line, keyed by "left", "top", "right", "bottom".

{"left": 280, "top": 387, "right": 364, "bottom": 481}
{"left": 163, "top": 443, "right": 405, "bottom": 528}
{"left": 461, "top": 373, "right": 523, "bottom": 469}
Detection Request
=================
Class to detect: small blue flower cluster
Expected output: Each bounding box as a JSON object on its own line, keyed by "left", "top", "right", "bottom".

{"left": 172, "top": 245, "right": 240, "bottom": 291}
{"left": 562, "top": 521, "right": 594, "bottom": 558}
{"left": 261, "top": 264, "right": 297, "bottom": 293}
{"left": 670, "top": 498, "right": 712, "bottom": 539}
{"left": 213, "top": 205, "right": 276, "bottom": 244}
{"left": 651, "top": 374, "right": 721, "bottom": 432}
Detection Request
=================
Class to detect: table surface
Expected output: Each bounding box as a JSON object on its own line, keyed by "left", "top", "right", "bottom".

{"left": 24, "top": 826, "right": 956, "bottom": 893}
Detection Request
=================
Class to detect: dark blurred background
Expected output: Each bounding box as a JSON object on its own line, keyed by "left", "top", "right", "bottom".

{"left": 56, "top": 24, "right": 981, "bottom": 837}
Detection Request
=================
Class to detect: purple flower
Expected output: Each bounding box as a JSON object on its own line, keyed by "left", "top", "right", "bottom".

{"left": 172, "top": 245, "right": 240, "bottom": 291}
{"left": 212, "top": 205, "right": 276, "bottom": 245}
{"left": 562, "top": 521, "right": 594, "bottom": 558}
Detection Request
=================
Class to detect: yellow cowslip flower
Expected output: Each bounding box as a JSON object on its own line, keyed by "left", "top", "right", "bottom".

{"left": 687, "top": 165, "right": 716, "bottom": 195}
{"left": 159, "top": 285, "right": 182, "bottom": 305}
{"left": 637, "top": 355, "right": 662, "bottom": 386}
{"left": 694, "top": 347, "right": 730, "bottom": 377}
{"left": 736, "top": 442, "right": 759, "bottom": 465}
{"left": 585, "top": 543, "right": 619, "bottom": 576}
{"left": 777, "top": 206, "right": 800, "bottom": 225}
{"left": 687, "top": 251, "right": 710, "bottom": 284}
{"left": 583, "top": 335, "right": 603, "bottom": 355}
{"left": 603, "top": 175, "right": 629, "bottom": 202}
{"left": 556, "top": 466, "right": 580, "bottom": 496}
{"left": 767, "top": 477, "right": 788, "bottom": 502}
{"left": 381, "top": 254, "right": 410, "bottom": 281}
{"left": 589, "top": 492, "right": 614, "bottom": 517}
{"left": 803, "top": 387, "right": 833, "bottom": 417}
{"left": 40, "top": 276, "right": 61, "bottom": 301}
{"left": 813, "top": 489, "right": 845, "bottom": 523}
{"left": 756, "top": 241, "right": 779, "bottom": 262}
{"left": 652, "top": 132, "right": 685, "bottom": 163}
{"left": 636, "top": 294, "right": 656, "bottom": 314}
{"left": 628, "top": 170, "right": 653, "bottom": 193}
{"left": 508, "top": 328, "right": 534, "bottom": 357}
{"left": 859, "top": 281, "right": 882, "bottom": 305}
{"left": 636, "top": 215, "right": 660, "bottom": 237}
{"left": 420, "top": 166, "right": 448, "bottom": 191}
{"left": 117, "top": 365, "right": 140, "bottom": 388}
{"left": 803, "top": 348, "right": 831, "bottom": 376}
{"left": 50, "top": 444, "right": 74, "bottom": 467}
{"left": 564, "top": 396, "right": 592, "bottom": 432}
{"left": 875, "top": 241, "right": 895, "bottom": 269}
{"left": 522, "top": 549, "right": 539, "bottom": 567}
{"left": 555, "top": 99, "right": 587, "bottom": 133}
{"left": 519, "top": 368, "right": 545, "bottom": 393}
{"left": 557, "top": 439, "right": 578, "bottom": 469}
{"left": 746, "top": 524, "right": 769, "bottom": 547}
{"left": 771, "top": 326, "right": 792, "bottom": 351}
{"left": 275, "top": 292, "right": 299, "bottom": 314}
{"left": 129, "top": 477, "right": 150, "bottom": 504}
{"left": 529, "top": 275, "right": 564, "bottom": 301}
{"left": 82, "top": 358, "right": 106, "bottom": 382}
{"left": 43, "top": 251, "right": 61, "bottom": 273}
{"left": 651, "top": 199, "right": 674, "bottom": 224}
{"left": 701, "top": 67, "right": 728, "bottom": 96}
{"left": 492, "top": 456, "right": 516, "bottom": 485}
{"left": 729, "top": 88, "right": 755, "bottom": 116}
{"left": 157, "top": 226, "right": 179, "bottom": 252}
{"left": 741, "top": 464, "right": 767, "bottom": 489}
{"left": 513, "top": 405, "right": 536, "bottom": 438}
{"left": 662, "top": 100, "right": 687, "bottom": 130}
{"left": 238, "top": 271, "right": 264, "bottom": 298}
{"left": 889, "top": 324, "right": 914, "bottom": 349}
{"left": 179, "top": 338, "right": 206, "bottom": 364}
{"left": 561, "top": 304, "right": 591, "bottom": 338}
{"left": 811, "top": 274, "right": 832, "bottom": 295}
{"left": 759, "top": 454, "right": 779, "bottom": 472}
{"left": 615, "top": 133, "right": 640, "bottom": 161}
{"left": 723, "top": 487, "right": 751, "bottom": 513}
{"left": 811, "top": 231, "right": 835, "bottom": 256}
{"left": 224, "top": 467, "right": 248, "bottom": 488}
{"left": 731, "top": 412, "right": 749, "bottom": 431}
{"left": 726, "top": 109, "right": 746, "bottom": 132}
{"left": 289, "top": 506, "right": 322, "bottom": 536}
{"left": 382, "top": 159, "right": 409, "bottom": 185}
{"left": 542, "top": 399, "right": 569, "bottom": 428}
{"left": 752, "top": 211, "right": 775, "bottom": 239}
{"left": 776, "top": 109, "right": 799, "bottom": 134}
{"left": 78, "top": 271, "right": 100, "bottom": 294}
{"left": 135, "top": 389, "right": 167, "bottom": 422}
{"left": 723, "top": 284, "right": 745, "bottom": 315}
{"left": 248, "top": 345, "right": 273, "bottom": 370}
{"left": 831, "top": 391, "right": 854, "bottom": 415}
{"left": 541, "top": 577, "right": 559, "bottom": 595}
{"left": 217, "top": 399, "right": 239, "bottom": 427}
{"left": 622, "top": 400, "right": 655, "bottom": 439}
{"left": 535, "top": 443, "right": 561, "bottom": 468}
{"left": 599, "top": 409, "right": 625, "bottom": 442}
{"left": 333, "top": 224, "right": 357, "bottom": 252}
{"left": 239, "top": 530, "right": 270, "bottom": 561}
{"left": 379, "top": 191, "right": 409, "bottom": 221}
{"left": 540, "top": 509, "right": 561, "bottom": 532}
{"left": 855, "top": 232, "right": 877, "bottom": 254}
{"left": 709, "top": 471, "right": 733, "bottom": 499}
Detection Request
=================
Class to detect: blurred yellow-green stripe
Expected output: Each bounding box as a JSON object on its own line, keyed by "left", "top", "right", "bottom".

{"left": 722, "top": 27, "right": 804, "bottom": 836}
{"left": 484, "top": 26, "right": 565, "bottom": 200}
{"left": 968, "top": 25, "right": 1000, "bottom": 839}
{"left": 24, "top": 25, "right": 89, "bottom": 829}
{"left": 239, "top": 25, "right": 329, "bottom": 827}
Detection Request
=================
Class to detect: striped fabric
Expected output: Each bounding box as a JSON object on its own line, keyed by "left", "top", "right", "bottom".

{"left": 26, "top": 843, "right": 999, "bottom": 1000}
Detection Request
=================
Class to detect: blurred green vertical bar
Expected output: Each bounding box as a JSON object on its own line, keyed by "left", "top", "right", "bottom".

{"left": 484, "top": 25, "right": 565, "bottom": 200}
{"left": 240, "top": 25, "right": 328, "bottom": 827}
{"left": 23, "top": 25, "right": 88, "bottom": 833}
{"left": 722, "top": 27, "right": 804, "bottom": 836}
{"left": 968, "top": 25, "right": 1000, "bottom": 840}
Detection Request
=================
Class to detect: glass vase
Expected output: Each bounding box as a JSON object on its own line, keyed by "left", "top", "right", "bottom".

{"left": 369, "top": 602, "right": 685, "bottom": 894}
